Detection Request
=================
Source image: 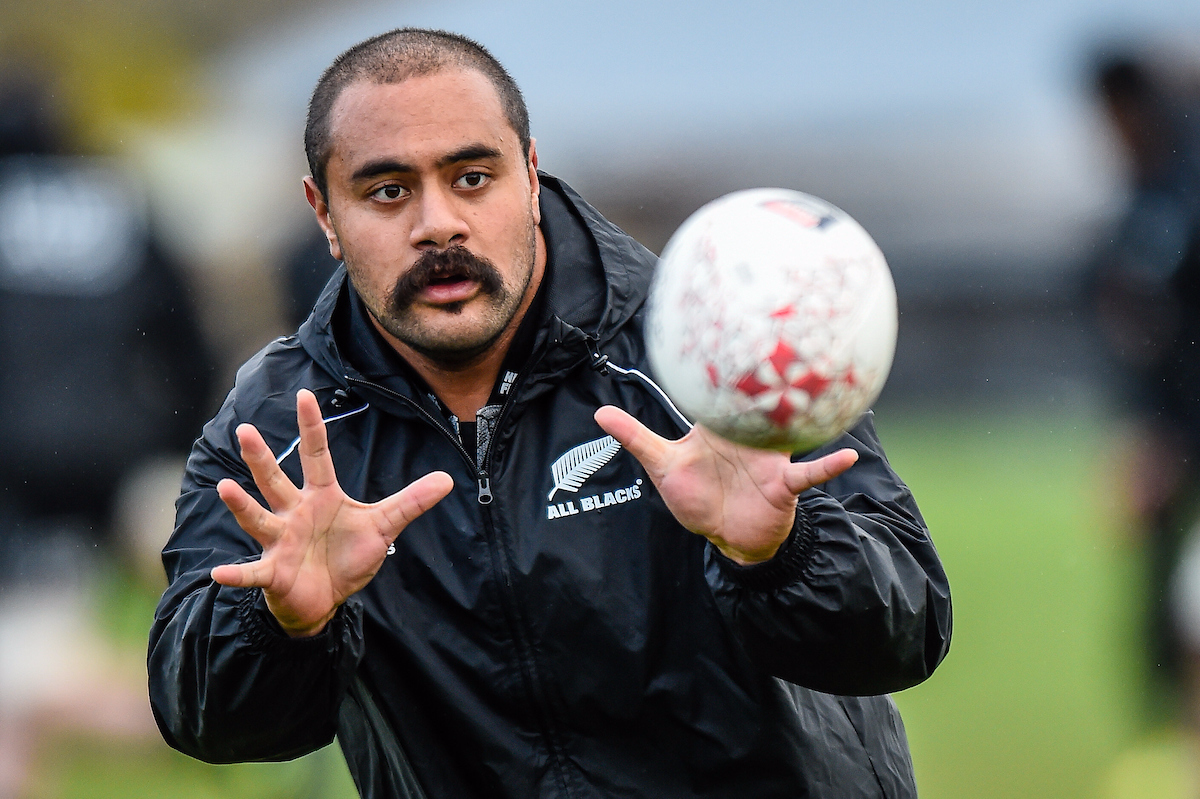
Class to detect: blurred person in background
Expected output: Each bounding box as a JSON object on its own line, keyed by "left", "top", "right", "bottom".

{"left": 0, "top": 61, "right": 214, "bottom": 796}
{"left": 1087, "top": 50, "right": 1200, "bottom": 732}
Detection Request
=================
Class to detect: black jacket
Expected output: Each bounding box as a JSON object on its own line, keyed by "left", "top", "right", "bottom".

{"left": 0, "top": 155, "right": 213, "bottom": 526}
{"left": 149, "top": 174, "right": 951, "bottom": 799}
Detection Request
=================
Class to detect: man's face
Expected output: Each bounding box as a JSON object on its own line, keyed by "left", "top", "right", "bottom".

{"left": 306, "top": 68, "right": 541, "bottom": 365}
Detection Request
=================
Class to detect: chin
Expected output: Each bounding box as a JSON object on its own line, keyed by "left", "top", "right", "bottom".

{"left": 407, "top": 336, "right": 500, "bottom": 366}
{"left": 396, "top": 318, "right": 509, "bottom": 365}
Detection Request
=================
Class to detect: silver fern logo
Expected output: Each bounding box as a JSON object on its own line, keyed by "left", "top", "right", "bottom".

{"left": 545, "top": 435, "right": 643, "bottom": 521}
{"left": 544, "top": 431, "right": 638, "bottom": 520}
{"left": 548, "top": 436, "right": 622, "bottom": 500}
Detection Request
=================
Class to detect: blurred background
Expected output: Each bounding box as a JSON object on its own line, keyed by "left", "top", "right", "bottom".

{"left": 2, "top": 0, "right": 1200, "bottom": 796}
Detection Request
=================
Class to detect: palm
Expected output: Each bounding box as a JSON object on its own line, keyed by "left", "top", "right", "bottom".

{"left": 652, "top": 425, "right": 806, "bottom": 560}
{"left": 245, "top": 494, "right": 388, "bottom": 632}
{"left": 212, "top": 390, "right": 453, "bottom": 636}
{"left": 595, "top": 406, "right": 858, "bottom": 565}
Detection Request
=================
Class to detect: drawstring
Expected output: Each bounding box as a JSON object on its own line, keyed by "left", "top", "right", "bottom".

{"left": 583, "top": 338, "right": 693, "bottom": 433}
{"left": 586, "top": 336, "right": 610, "bottom": 375}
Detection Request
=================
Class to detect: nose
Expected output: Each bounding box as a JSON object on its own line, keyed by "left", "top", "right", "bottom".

{"left": 410, "top": 185, "right": 469, "bottom": 250}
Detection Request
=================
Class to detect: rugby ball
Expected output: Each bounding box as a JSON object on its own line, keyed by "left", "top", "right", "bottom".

{"left": 645, "top": 188, "right": 897, "bottom": 453}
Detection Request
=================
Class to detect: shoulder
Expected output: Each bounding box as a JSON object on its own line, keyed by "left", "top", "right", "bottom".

{"left": 186, "top": 334, "right": 342, "bottom": 486}
{"left": 228, "top": 335, "right": 327, "bottom": 409}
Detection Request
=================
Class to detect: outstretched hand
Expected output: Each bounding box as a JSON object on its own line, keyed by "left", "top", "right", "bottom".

{"left": 594, "top": 406, "right": 857, "bottom": 565}
{"left": 212, "top": 389, "right": 454, "bottom": 637}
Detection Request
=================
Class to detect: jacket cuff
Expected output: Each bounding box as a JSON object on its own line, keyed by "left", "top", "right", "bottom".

{"left": 713, "top": 503, "right": 817, "bottom": 592}
{"left": 236, "top": 588, "right": 354, "bottom": 655}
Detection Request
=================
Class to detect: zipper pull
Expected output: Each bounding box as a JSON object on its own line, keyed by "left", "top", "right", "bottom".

{"left": 477, "top": 472, "right": 494, "bottom": 505}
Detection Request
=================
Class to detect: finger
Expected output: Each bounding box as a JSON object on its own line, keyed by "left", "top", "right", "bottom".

{"left": 783, "top": 448, "right": 859, "bottom": 495}
{"left": 217, "top": 477, "right": 285, "bottom": 548}
{"left": 237, "top": 423, "right": 301, "bottom": 512}
{"left": 594, "top": 405, "right": 671, "bottom": 475}
{"left": 375, "top": 471, "right": 455, "bottom": 539}
{"left": 211, "top": 558, "right": 275, "bottom": 589}
{"left": 296, "top": 389, "right": 337, "bottom": 490}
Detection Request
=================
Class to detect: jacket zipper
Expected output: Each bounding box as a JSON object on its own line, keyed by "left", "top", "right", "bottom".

{"left": 349, "top": 362, "right": 581, "bottom": 798}
{"left": 474, "top": 367, "right": 580, "bottom": 799}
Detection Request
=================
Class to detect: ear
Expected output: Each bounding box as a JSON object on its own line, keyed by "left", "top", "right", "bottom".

{"left": 528, "top": 138, "right": 541, "bottom": 227}
{"left": 303, "top": 176, "right": 343, "bottom": 262}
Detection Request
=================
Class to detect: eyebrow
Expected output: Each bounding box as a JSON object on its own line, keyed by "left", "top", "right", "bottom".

{"left": 349, "top": 144, "right": 504, "bottom": 184}
{"left": 438, "top": 144, "right": 503, "bottom": 167}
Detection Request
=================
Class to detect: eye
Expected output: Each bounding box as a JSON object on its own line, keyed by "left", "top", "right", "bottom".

{"left": 371, "top": 184, "right": 407, "bottom": 201}
{"left": 455, "top": 171, "right": 490, "bottom": 189}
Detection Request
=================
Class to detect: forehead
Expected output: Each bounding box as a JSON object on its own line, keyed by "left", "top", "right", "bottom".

{"left": 326, "top": 69, "right": 516, "bottom": 168}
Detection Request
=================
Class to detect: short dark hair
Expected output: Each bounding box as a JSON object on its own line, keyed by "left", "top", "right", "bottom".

{"left": 0, "top": 67, "right": 64, "bottom": 157}
{"left": 1096, "top": 56, "right": 1155, "bottom": 106}
{"left": 304, "top": 28, "right": 531, "bottom": 199}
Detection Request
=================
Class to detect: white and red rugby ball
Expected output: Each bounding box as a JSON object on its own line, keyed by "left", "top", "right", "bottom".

{"left": 645, "top": 188, "right": 897, "bottom": 453}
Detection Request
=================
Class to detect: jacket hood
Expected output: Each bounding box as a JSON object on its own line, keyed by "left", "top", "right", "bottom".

{"left": 294, "top": 172, "right": 658, "bottom": 386}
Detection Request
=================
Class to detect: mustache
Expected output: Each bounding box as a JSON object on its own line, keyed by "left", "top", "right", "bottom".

{"left": 389, "top": 246, "right": 505, "bottom": 310}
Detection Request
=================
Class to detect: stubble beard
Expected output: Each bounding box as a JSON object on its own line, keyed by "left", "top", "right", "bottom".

{"left": 356, "top": 225, "right": 537, "bottom": 367}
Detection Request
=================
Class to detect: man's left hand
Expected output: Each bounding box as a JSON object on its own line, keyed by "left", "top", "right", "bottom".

{"left": 594, "top": 406, "right": 858, "bottom": 565}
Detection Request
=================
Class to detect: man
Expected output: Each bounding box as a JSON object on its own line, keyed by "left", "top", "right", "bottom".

{"left": 149, "top": 28, "right": 951, "bottom": 799}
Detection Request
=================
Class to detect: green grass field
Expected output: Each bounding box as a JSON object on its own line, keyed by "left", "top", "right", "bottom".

{"left": 25, "top": 408, "right": 1181, "bottom": 798}
{"left": 881, "top": 409, "right": 1159, "bottom": 799}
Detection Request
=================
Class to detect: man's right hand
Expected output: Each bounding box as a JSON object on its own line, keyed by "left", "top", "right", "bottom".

{"left": 211, "top": 389, "right": 454, "bottom": 637}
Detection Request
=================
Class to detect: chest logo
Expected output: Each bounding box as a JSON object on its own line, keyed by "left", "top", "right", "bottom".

{"left": 548, "top": 436, "right": 621, "bottom": 500}
{"left": 546, "top": 435, "right": 642, "bottom": 520}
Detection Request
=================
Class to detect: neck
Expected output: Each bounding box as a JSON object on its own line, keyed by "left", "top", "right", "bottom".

{"left": 373, "top": 228, "right": 546, "bottom": 421}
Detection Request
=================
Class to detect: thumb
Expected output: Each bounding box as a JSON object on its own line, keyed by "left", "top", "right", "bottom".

{"left": 594, "top": 405, "right": 671, "bottom": 476}
{"left": 783, "top": 448, "right": 859, "bottom": 495}
{"left": 376, "top": 470, "right": 455, "bottom": 539}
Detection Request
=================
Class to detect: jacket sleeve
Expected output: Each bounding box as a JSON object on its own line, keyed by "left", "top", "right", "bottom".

{"left": 704, "top": 411, "right": 951, "bottom": 696}
{"left": 147, "top": 400, "right": 366, "bottom": 763}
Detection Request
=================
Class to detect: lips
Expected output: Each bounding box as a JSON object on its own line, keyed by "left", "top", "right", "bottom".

{"left": 418, "top": 275, "right": 478, "bottom": 304}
